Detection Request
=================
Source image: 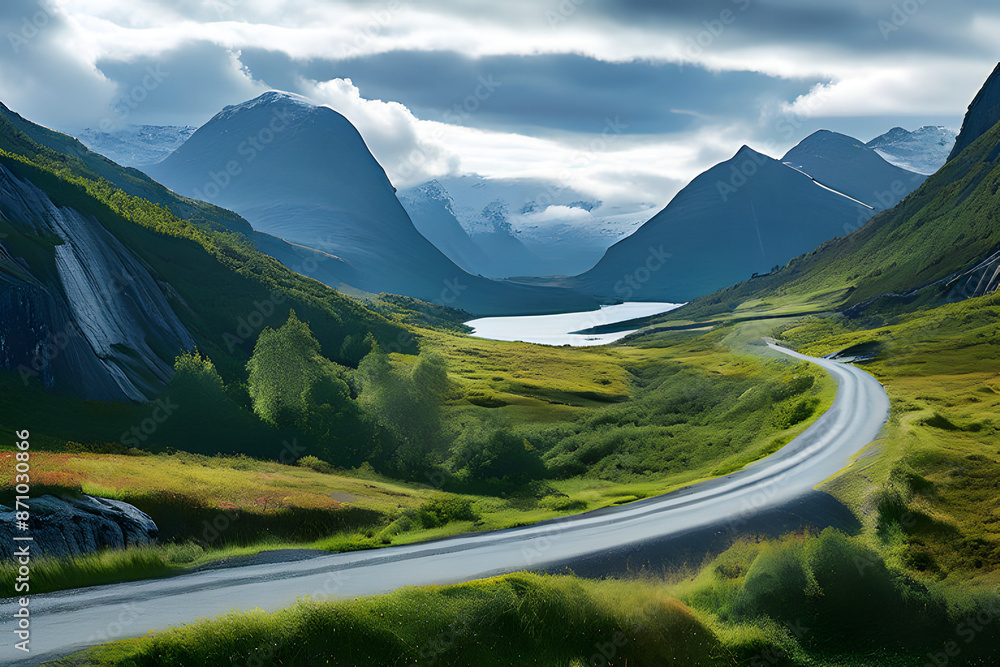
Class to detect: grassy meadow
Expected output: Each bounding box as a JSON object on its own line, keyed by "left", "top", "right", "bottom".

{"left": 12, "top": 289, "right": 1000, "bottom": 666}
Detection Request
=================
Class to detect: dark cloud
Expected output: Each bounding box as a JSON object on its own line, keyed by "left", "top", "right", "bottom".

{"left": 94, "top": 42, "right": 263, "bottom": 129}
{"left": 239, "top": 49, "right": 823, "bottom": 135}
{"left": 586, "top": 0, "right": 994, "bottom": 56}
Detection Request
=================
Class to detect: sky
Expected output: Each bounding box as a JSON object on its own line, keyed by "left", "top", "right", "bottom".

{"left": 1, "top": 0, "right": 997, "bottom": 212}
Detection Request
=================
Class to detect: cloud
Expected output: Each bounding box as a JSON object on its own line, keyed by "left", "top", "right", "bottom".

{"left": 94, "top": 41, "right": 266, "bottom": 128}
{"left": 781, "top": 60, "right": 991, "bottom": 119}
{"left": 270, "top": 50, "right": 823, "bottom": 136}
{"left": 301, "top": 77, "right": 459, "bottom": 188}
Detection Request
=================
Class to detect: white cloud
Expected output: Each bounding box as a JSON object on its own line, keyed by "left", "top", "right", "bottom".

{"left": 294, "top": 77, "right": 734, "bottom": 210}
{"left": 781, "top": 60, "right": 990, "bottom": 119}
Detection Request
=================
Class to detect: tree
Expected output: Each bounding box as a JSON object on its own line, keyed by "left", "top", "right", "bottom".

{"left": 247, "top": 311, "right": 348, "bottom": 426}
{"left": 356, "top": 345, "right": 451, "bottom": 474}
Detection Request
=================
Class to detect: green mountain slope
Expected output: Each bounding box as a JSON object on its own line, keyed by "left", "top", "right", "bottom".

{"left": 0, "top": 101, "right": 252, "bottom": 236}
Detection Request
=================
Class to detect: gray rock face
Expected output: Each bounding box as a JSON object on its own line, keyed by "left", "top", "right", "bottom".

{"left": 0, "top": 163, "right": 196, "bottom": 401}
{"left": 0, "top": 495, "right": 158, "bottom": 558}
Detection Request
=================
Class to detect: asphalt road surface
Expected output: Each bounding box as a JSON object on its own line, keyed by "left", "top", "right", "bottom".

{"left": 1, "top": 341, "right": 890, "bottom": 665}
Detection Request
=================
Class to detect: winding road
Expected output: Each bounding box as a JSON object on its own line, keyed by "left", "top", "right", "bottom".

{"left": 1, "top": 342, "right": 890, "bottom": 665}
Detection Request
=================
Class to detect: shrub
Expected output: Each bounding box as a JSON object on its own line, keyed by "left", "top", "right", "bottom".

{"left": 297, "top": 455, "right": 335, "bottom": 474}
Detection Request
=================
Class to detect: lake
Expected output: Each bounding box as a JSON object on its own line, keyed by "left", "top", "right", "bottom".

{"left": 466, "top": 302, "right": 682, "bottom": 347}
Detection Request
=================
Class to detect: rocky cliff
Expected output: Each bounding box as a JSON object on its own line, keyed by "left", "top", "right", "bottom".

{"left": 0, "top": 164, "right": 195, "bottom": 401}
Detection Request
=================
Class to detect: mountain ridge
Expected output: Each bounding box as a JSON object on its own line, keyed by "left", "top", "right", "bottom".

{"left": 866, "top": 125, "right": 956, "bottom": 175}
{"left": 570, "top": 132, "right": 922, "bottom": 303}
{"left": 665, "top": 65, "right": 1000, "bottom": 322}
{"left": 948, "top": 62, "right": 1000, "bottom": 161}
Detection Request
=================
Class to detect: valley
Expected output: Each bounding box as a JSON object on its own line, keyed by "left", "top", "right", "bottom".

{"left": 1, "top": 6, "right": 999, "bottom": 665}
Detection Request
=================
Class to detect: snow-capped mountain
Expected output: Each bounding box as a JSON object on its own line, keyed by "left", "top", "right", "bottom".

{"left": 865, "top": 126, "right": 957, "bottom": 175}
{"left": 400, "top": 175, "right": 649, "bottom": 277}
{"left": 77, "top": 124, "right": 196, "bottom": 168}
{"left": 147, "top": 91, "right": 596, "bottom": 315}
{"left": 572, "top": 130, "right": 926, "bottom": 303}
{"left": 784, "top": 130, "right": 926, "bottom": 210}
{"left": 397, "top": 180, "right": 499, "bottom": 276}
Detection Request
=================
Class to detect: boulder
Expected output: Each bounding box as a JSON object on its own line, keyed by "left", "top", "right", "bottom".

{"left": 0, "top": 495, "right": 158, "bottom": 558}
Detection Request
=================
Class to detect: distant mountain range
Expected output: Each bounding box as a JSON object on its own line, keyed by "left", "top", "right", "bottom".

{"left": 783, "top": 130, "right": 926, "bottom": 209}
{"left": 66, "top": 98, "right": 954, "bottom": 306}
{"left": 866, "top": 126, "right": 957, "bottom": 175}
{"left": 569, "top": 131, "right": 926, "bottom": 303}
{"left": 77, "top": 124, "right": 196, "bottom": 168}
{"left": 147, "top": 92, "right": 597, "bottom": 316}
{"left": 399, "top": 175, "right": 646, "bottom": 278}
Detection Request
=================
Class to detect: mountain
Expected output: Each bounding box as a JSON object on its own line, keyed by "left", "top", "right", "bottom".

{"left": 866, "top": 126, "right": 957, "bottom": 175}
{"left": 948, "top": 62, "right": 1000, "bottom": 161}
{"left": 782, "top": 130, "right": 926, "bottom": 210}
{"left": 672, "top": 63, "right": 1000, "bottom": 321}
{"left": 77, "top": 125, "right": 196, "bottom": 168}
{"left": 149, "top": 92, "right": 596, "bottom": 315}
{"left": 571, "top": 140, "right": 888, "bottom": 303}
{"left": 0, "top": 100, "right": 413, "bottom": 400}
{"left": 400, "top": 175, "right": 647, "bottom": 278}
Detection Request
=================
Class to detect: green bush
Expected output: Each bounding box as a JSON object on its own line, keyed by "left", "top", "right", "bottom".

{"left": 416, "top": 496, "right": 479, "bottom": 528}
{"left": 450, "top": 427, "right": 546, "bottom": 490}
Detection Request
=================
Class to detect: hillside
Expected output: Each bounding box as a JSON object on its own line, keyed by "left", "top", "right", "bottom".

{"left": 0, "top": 102, "right": 252, "bottom": 237}
{"left": 670, "top": 114, "right": 1000, "bottom": 322}
{"left": 948, "top": 62, "right": 1000, "bottom": 160}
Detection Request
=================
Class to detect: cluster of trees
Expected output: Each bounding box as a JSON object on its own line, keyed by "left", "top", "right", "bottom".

{"left": 162, "top": 310, "right": 828, "bottom": 493}
{"left": 241, "top": 311, "right": 447, "bottom": 475}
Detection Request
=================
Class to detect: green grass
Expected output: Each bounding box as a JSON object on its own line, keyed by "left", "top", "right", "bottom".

{"left": 0, "top": 316, "right": 840, "bottom": 598}
{"left": 417, "top": 320, "right": 835, "bottom": 489}
{"left": 671, "top": 529, "right": 1000, "bottom": 666}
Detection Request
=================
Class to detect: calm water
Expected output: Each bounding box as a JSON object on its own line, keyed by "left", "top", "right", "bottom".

{"left": 466, "top": 302, "right": 682, "bottom": 347}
